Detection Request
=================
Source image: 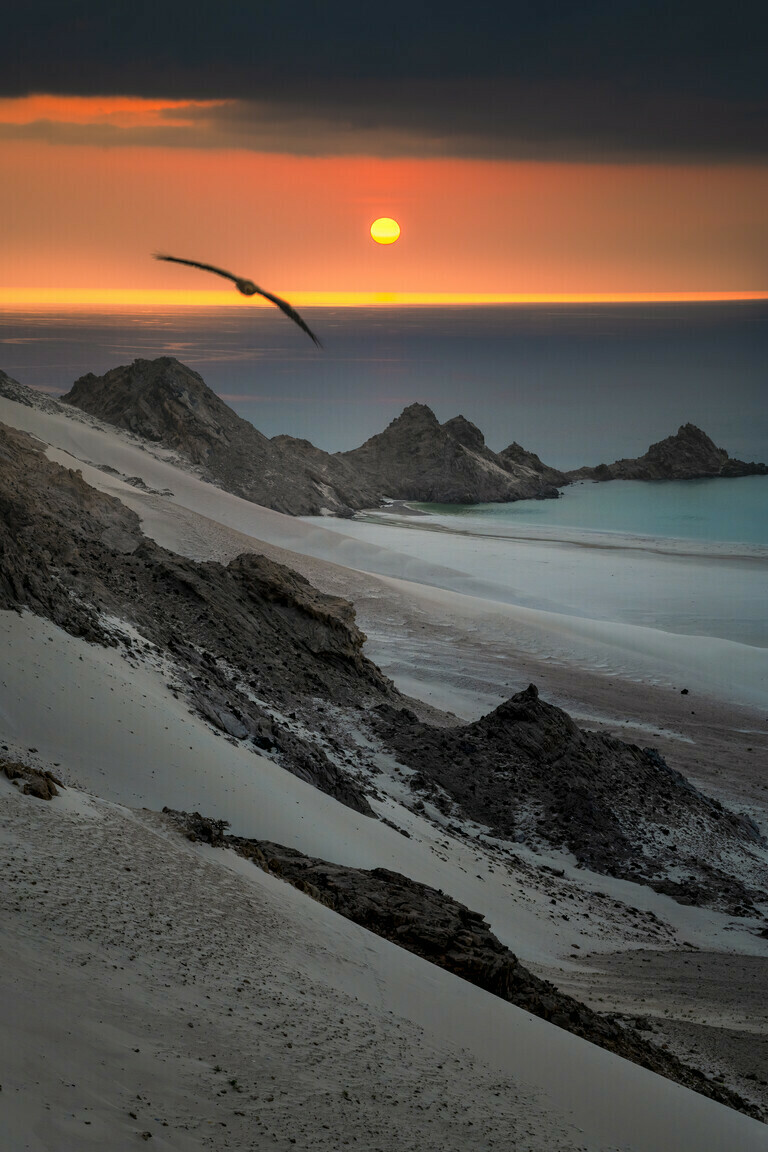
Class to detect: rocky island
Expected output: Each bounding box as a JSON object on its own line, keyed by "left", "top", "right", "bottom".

{"left": 568, "top": 422, "right": 767, "bottom": 483}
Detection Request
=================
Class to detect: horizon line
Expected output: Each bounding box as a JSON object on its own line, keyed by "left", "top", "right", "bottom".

{"left": 1, "top": 288, "right": 767, "bottom": 308}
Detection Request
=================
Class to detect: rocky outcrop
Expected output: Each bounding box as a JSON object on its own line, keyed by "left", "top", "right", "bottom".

{"left": 498, "top": 441, "right": 569, "bottom": 494}
{"left": 373, "top": 685, "right": 767, "bottom": 913}
{"left": 61, "top": 357, "right": 380, "bottom": 516}
{"left": 162, "top": 806, "right": 761, "bottom": 1120}
{"left": 0, "top": 421, "right": 390, "bottom": 812}
{"left": 569, "top": 423, "right": 767, "bottom": 482}
{"left": 33, "top": 358, "right": 567, "bottom": 509}
{"left": 339, "top": 403, "right": 565, "bottom": 503}
{"left": 3, "top": 414, "right": 765, "bottom": 903}
{"left": 1, "top": 758, "right": 63, "bottom": 800}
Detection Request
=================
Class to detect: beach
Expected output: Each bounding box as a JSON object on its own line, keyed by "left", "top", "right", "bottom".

{"left": 1, "top": 385, "right": 767, "bottom": 1147}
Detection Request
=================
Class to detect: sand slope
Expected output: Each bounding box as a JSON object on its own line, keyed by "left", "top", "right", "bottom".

{"left": 1, "top": 388, "right": 767, "bottom": 1145}
{"left": 2, "top": 780, "right": 766, "bottom": 1152}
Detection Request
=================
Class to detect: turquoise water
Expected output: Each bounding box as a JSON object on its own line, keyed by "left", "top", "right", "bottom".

{"left": 420, "top": 475, "right": 768, "bottom": 549}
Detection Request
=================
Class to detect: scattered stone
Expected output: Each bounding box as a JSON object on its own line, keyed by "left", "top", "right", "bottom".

{"left": 1, "top": 759, "right": 63, "bottom": 800}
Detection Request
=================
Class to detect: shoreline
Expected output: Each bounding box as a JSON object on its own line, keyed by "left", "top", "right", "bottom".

{"left": 2, "top": 388, "right": 768, "bottom": 1137}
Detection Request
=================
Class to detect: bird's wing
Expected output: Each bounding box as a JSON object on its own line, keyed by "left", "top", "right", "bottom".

{"left": 257, "top": 288, "right": 323, "bottom": 347}
{"left": 154, "top": 254, "right": 241, "bottom": 284}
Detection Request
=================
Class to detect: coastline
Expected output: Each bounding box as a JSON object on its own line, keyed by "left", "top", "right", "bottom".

{"left": 2, "top": 387, "right": 768, "bottom": 1135}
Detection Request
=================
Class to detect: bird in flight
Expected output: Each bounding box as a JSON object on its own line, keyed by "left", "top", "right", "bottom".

{"left": 154, "top": 254, "right": 322, "bottom": 347}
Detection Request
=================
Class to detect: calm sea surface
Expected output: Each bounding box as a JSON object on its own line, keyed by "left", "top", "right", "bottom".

{"left": 421, "top": 476, "right": 768, "bottom": 549}
{"left": 0, "top": 301, "right": 766, "bottom": 471}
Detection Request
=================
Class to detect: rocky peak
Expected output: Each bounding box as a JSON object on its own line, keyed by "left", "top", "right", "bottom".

{"left": 568, "top": 422, "right": 766, "bottom": 482}
{"left": 341, "top": 404, "right": 565, "bottom": 504}
{"left": 441, "top": 415, "right": 486, "bottom": 452}
{"left": 60, "top": 356, "right": 379, "bottom": 516}
{"left": 62, "top": 356, "right": 245, "bottom": 457}
{"left": 396, "top": 402, "right": 440, "bottom": 424}
{"left": 645, "top": 424, "right": 725, "bottom": 469}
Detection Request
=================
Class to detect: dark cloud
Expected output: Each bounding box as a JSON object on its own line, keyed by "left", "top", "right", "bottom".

{"left": 2, "top": 1, "right": 766, "bottom": 160}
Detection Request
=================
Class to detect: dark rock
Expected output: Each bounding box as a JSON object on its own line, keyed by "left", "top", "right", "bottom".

{"left": 568, "top": 423, "right": 767, "bottom": 482}
{"left": 0, "top": 422, "right": 383, "bottom": 813}
{"left": 61, "top": 357, "right": 380, "bottom": 516}
{"left": 2, "top": 759, "right": 63, "bottom": 800}
{"left": 165, "top": 807, "right": 762, "bottom": 1123}
{"left": 372, "top": 686, "right": 767, "bottom": 910}
{"left": 339, "top": 403, "right": 567, "bottom": 504}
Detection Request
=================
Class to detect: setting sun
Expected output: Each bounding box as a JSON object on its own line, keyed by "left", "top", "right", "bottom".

{"left": 370, "top": 217, "right": 401, "bottom": 245}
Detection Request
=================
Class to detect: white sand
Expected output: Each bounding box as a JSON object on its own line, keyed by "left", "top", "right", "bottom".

{"left": 2, "top": 389, "right": 768, "bottom": 1145}
{"left": 2, "top": 393, "right": 766, "bottom": 714}
{"left": 2, "top": 780, "right": 766, "bottom": 1152}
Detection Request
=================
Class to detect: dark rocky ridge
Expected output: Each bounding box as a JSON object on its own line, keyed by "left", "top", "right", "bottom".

{"left": 0, "top": 420, "right": 390, "bottom": 811}
{"left": 339, "top": 402, "right": 568, "bottom": 502}
{"left": 162, "top": 807, "right": 763, "bottom": 1121}
{"left": 61, "top": 357, "right": 380, "bottom": 516}
{"left": 373, "top": 685, "right": 767, "bottom": 913}
{"left": 59, "top": 358, "right": 567, "bottom": 510}
{"left": 568, "top": 423, "right": 767, "bottom": 482}
{"left": 1, "top": 415, "right": 765, "bottom": 909}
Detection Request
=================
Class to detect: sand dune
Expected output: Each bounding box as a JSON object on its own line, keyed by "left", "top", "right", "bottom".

{"left": 1, "top": 387, "right": 767, "bottom": 1146}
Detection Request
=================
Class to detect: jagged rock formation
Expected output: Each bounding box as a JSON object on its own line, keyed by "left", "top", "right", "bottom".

{"left": 0, "top": 368, "right": 63, "bottom": 414}
{"left": 2, "top": 413, "right": 765, "bottom": 904}
{"left": 162, "top": 806, "right": 761, "bottom": 1120}
{"left": 497, "top": 440, "right": 570, "bottom": 490}
{"left": 0, "top": 421, "right": 390, "bottom": 812}
{"left": 61, "top": 361, "right": 566, "bottom": 510}
{"left": 373, "top": 685, "right": 767, "bottom": 913}
{"left": 569, "top": 423, "right": 767, "bottom": 482}
{"left": 61, "top": 357, "right": 380, "bottom": 516}
{"left": 339, "top": 403, "right": 567, "bottom": 503}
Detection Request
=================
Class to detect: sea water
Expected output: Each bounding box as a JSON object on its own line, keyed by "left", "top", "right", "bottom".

{"left": 1, "top": 300, "right": 766, "bottom": 469}
{"left": 309, "top": 470, "right": 768, "bottom": 658}
{"left": 420, "top": 475, "right": 768, "bottom": 549}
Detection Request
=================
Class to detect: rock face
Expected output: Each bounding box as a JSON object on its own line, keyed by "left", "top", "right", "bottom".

{"left": 161, "top": 806, "right": 761, "bottom": 1120}
{"left": 0, "top": 421, "right": 390, "bottom": 812}
{"left": 58, "top": 359, "right": 567, "bottom": 509}
{"left": 569, "top": 423, "right": 767, "bottom": 482}
{"left": 373, "top": 684, "right": 767, "bottom": 913}
{"left": 2, "top": 409, "right": 764, "bottom": 904}
{"left": 339, "top": 403, "right": 567, "bottom": 503}
{"left": 61, "top": 357, "right": 380, "bottom": 516}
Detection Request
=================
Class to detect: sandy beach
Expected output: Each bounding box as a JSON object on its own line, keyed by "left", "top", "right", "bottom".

{"left": 1, "top": 387, "right": 767, "bottom": 1147}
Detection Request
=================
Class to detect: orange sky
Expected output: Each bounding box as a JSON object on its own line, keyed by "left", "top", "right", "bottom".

{"left": 1, "top": 97, "right": 767, "bottom": 304}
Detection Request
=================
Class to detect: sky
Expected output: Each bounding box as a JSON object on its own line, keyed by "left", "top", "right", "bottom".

{"left": 1, "top": 2, "right": 767, "bottom": 303}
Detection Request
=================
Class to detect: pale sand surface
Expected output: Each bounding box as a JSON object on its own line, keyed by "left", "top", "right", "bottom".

{"left": 2, "top": 607, "right": 767, "bottom": 1132}
{"left": 549, "top": 950, "right": 768, "bottom": 1117}
{"left": 2, "top": 781, "right": 767, "bottom": 1152}
{"left": 2, "top": 393, "right": 766, "bottom": 717}
{"left": 1, "top": 392, "right": 767, "bottom": 1139}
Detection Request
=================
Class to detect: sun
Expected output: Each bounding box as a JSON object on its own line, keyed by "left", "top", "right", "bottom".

{"left": 370, "top": 217, "right": 401, "bottom": 245}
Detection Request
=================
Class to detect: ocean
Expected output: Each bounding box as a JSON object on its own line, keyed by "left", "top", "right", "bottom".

{"left": 420, "top": 475, "right": 768, "bottom": 549}
{"left": 0, "top": 300, "right": 766, "bottom": 470}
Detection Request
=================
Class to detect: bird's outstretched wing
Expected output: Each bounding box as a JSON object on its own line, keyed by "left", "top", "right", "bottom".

{"left": 154, "top": 253, "right": 240, "bottom": 284}
{"left": 257, "top": 288, "right": 323, "bottom": 348}
{"left": 154, "top": 253, "right": 322, "bottom": 347}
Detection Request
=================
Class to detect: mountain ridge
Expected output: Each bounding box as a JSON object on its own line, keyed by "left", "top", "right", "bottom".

{"left": 59, "top": 359, "right": 567, "bottom": 511}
